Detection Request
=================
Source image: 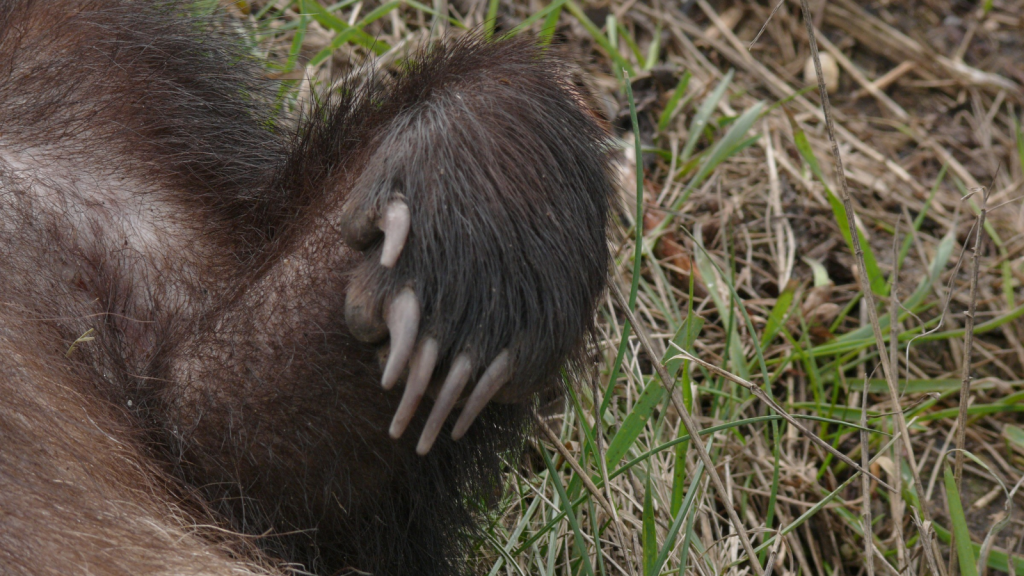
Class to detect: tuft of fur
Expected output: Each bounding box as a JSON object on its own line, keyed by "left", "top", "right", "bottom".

{"left": 0, "top": 2, "right": 614, "bottom": 575}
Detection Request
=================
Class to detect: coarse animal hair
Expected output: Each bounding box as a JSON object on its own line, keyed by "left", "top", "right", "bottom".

{"left": 0, "top": 1, "right": 615, "bottom": 575}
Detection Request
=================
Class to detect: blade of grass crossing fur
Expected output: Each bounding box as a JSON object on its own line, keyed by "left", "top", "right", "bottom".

{"left": 945, "top": 464, "right": 980, "bottom": 576}
{"left": 599, "top": 71, "right": 645, "bottom": 422}
{"left": 541, "top": 448, "right": 595, "bottom": 576}
{"left": 274, "top": 13, "right": 309, "bottom": 106}
{"left": 192, "top": 0, "right": 219, "bottom": 17}
{"left": 657, "top": 71, "right": 692, "bottom": 132}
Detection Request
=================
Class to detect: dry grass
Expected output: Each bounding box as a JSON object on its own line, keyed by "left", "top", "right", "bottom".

{"left": 236, "top": 0, "right": 1024, "bottom": 574}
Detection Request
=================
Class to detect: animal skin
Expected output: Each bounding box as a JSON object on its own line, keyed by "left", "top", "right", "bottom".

{"left": 0, "top": 1, "right": 614, "bottom": 575}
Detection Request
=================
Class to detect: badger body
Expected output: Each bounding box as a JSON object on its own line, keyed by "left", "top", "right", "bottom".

{"left": 0, "top": 2, "right": 613, "bottom": 575}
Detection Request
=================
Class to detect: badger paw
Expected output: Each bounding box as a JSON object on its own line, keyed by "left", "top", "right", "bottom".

{"left": 339, "top": 198, "right": 513, "bottom": 455}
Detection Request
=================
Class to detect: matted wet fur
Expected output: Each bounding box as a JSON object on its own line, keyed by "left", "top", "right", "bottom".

{"left": 0, "top": 1, "right": 614, "bottom": 575}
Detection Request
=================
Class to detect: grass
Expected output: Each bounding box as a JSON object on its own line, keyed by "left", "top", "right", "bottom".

{"left": 237, "top": 0, "right": 1024, "bottom": 574}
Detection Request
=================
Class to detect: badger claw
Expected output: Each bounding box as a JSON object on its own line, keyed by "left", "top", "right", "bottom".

{"left": 390, "top": 338, "right": 439, "bottom": 439}
{"left": 381, "top": 288, "right": 420, "bottom": 390}
{"left": 415, "top": 353, "right": 473, "bottom": 455}
{"left": 451, "top": 349, "right": 511, "bottom": 441}
{"left": 378, "top": 200, "right": 410, "bottom": 268}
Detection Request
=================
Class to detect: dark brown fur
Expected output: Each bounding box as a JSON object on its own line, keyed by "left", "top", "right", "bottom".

{"left": 0, "top": 2, "right": 614, "bottom": 575}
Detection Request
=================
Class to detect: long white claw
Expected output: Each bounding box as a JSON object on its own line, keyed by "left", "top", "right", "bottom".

{"left": 378, "top": 200, "right": 410, "bottom": 268}
{"left": 390, "top": 338, "right": 439, "bottom": 439}
{"left": 416, "top": 353, "right": 473, "bottom": 455}
{"left": 451, "top": 350, "right": 511, "bottom": 441}
{"left": 381, "top": 288, "right": 420, "bottom": 390}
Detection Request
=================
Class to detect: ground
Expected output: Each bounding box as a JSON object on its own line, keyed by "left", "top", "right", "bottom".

{"left": 239, "top": 0, "right": 1024, "bottom": 574}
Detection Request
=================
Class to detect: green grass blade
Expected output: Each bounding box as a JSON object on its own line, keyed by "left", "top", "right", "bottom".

{"left": 616, "top": 23, "right": 645, "bottom": 67}
{"left": 504, "top": 0, "right": 567, "bottom": 38}
{"left": 542, "top": 449, "right": 595, "bottom": 576}
{"left": 653, "top": 462, "right": 706, "bottom": 575}
{"left": 564, "top": 1, "right": 634, "bottom": 76}
{"left": 670, "top": 275, "right": 699, "bottom": 516}
{"left": 693, "top": 234, "right": 749, "bottom": 378}
{"left": 791, "top": 126, "right": 886, "bottom": 295}
{"left": 275, "top": 13, "right": 310, "bottom": 105}
{"left": 604, "top": 375, "right": 664, "bottom": 468}
{"left": 761, "top": 286, "right": 795, "bottom": 347}
{"left": 403, "top": 0, "right": 467, "bottom": 27}
{"left": 642, "top": 475, "right": 656, "bottom": 576}
{"left": 643, "top": 26, "right": 661, "bottom": 71}
{"left": 300, "top": 0, "right": 389, "bottom": 54}
{"left": 681, "top": 69, "right": 733, "bottom": 161}
{"left": 484, "top": 0, "right": 500, "bottom": 38}
{"left": 668, "top": 101, "right": 763, "bottom": 214}
{"left": 657, "top": 71, "right": 691, "bottom": 132}
{"left": 538, "top": 1, "right": 563, "bottom": 44}
{"left": 933, "top": 523, "right": 1024, "bottom": 574}
{"left": 944, "top": 463, "right": 979, "bottom": 576}
{"left": 600, "top": 68, "right": 646, "bottom": 420}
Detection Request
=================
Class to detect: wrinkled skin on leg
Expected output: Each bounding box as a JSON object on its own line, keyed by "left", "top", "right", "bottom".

{"left": 0, "top": 2, "right": 614, "bottom": 575}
